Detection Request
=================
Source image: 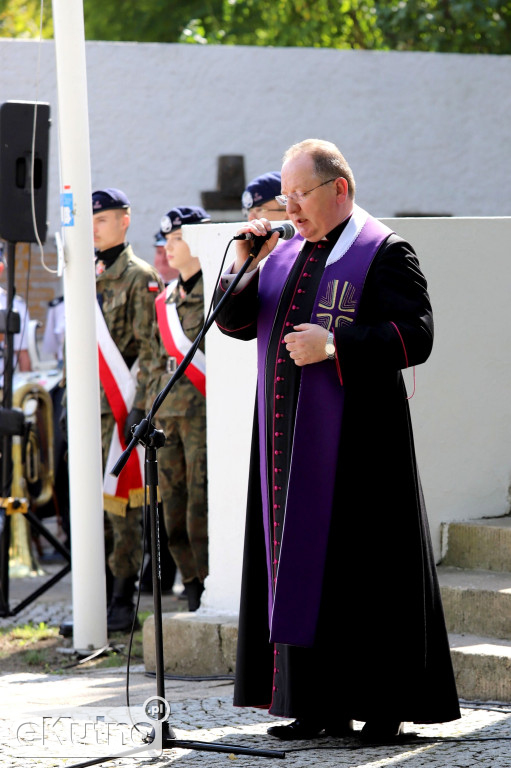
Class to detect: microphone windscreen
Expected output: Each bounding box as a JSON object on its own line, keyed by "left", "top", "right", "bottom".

{"left": 279, "top": 221, "right": 296, "bottom": 240}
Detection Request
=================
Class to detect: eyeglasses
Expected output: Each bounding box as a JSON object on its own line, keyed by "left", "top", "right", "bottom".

{"left": 276, "top": 178, "right": 340, "bottom": 206}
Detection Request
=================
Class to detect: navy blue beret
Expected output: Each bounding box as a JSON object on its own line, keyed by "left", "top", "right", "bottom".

{"left": 242, "top": 172, "right": 281, "bottom": 210}
{"left": 92, "top": 188, "right": 130, "bottom": 213}
{"left": 160, "top": 205, "right": 210, "bottom": 234}
{"left": 154, "top": 231, "right": 166, "bottom": 246}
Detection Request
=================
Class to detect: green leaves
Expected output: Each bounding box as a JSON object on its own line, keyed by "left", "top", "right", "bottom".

{"left": 1, "top": 0, "right": 510, "bottom": 54}
{"left": 0, "top": 0, "right": 53, "bottom": 38}
{"left": 376, "top": 0, "right": 511, "bottom": 53}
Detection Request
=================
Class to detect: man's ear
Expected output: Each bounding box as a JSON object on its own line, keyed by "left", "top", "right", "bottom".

{"left": 335, "top": 177, "right": 348, "bottom": 201}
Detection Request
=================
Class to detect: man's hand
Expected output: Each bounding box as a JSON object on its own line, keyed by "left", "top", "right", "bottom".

{"left": 283, "top": 324, "right": 330, "bottom": 367}
{"left": 233, "top": 217, "right": 280, "bottom": 274}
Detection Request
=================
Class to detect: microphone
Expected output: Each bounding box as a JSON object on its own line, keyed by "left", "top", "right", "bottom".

{"left": 233, "top": 222, "right": 295, "bottom": 242}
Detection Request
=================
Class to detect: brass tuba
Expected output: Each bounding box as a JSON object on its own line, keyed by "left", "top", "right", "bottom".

{"left": 12, "top": 381, "right": 55, "bottom": 508}
{"left": 8, "top": 382, "right": 55, "bottom": 576}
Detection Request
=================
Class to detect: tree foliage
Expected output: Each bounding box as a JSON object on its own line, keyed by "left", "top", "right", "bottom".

{"left": 376, "top": 0, "right": 511, "bottom": 54}
{"left": 81, "top": 0, "right": 212, "bottom": 43}
{"left": 179, "top": 0, "right": 384, "bottom": 49}
{"left": 1, "top": 0, "right": 510, "bottom": 54}
{"left": 0, "top": 0, "right": 52, "bottom": 38}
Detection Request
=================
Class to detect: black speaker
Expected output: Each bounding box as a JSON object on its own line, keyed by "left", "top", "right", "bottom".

{"left": 0, "top": 100, "right": 51, "bottom": 244}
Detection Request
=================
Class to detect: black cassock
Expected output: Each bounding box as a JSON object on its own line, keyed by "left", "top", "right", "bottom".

{"left": 215, "top": 219, "right": 460, "bottom": 725}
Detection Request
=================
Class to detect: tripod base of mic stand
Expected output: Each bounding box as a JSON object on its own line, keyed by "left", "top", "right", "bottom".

{"left": 159, "top": 719, "right": 286, "bottom": 759}
{"left": 67, "top": 718, "right": 286, "bottom": 768}
{"left": 165, "top": 738, "right": 286, "bottom": 758}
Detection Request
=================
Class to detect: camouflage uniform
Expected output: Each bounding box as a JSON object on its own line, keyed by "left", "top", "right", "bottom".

{"left": 97, "top": 244, "right": 163, "bottom": 579}
{"left": 145, "top": 276, "right": 208, "bottom": 584}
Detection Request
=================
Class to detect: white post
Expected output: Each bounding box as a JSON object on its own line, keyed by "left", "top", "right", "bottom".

{"left": 52, "top": 0, "right": 107, "bottom": 650}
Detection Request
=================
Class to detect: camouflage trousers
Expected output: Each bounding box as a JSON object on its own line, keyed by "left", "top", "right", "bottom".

{"left": 101, "top": 413, "right": 143, "bottom": 580}
{"left": 156, "top": 406, "right": 208, "bottom": 584}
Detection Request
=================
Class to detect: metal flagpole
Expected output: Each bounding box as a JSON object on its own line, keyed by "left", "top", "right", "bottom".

{"left": 52, "top": 0, "right": 107, "bottom": 651}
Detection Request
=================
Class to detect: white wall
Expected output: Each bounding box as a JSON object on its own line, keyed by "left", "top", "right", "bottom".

{"left": 2, "top": 38, "right": 510, "bottom": 614}
{"left": 191, "top": 217, "right": 511, "bottom": 615}
{"left": 0, "top": 39, "right": 510, "bottom": 263}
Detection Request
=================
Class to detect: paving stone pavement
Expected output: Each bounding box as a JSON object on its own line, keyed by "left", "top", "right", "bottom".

{"left": 1, "top": 670, "right": 511, "bottom": 768}
{"left": 2, "top": 562, "right": 511, "bottom": 766}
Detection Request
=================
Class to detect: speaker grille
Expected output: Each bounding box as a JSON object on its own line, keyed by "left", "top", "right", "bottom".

{"left": 0, "top": 101, "right": 50, "bottom": 244}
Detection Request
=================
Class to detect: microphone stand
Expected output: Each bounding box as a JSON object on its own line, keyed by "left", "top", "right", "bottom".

{"left": 0, "top": 240, "right": 17, "bottom": 613}
{"left": 69, "top": 249, "right": 285, "bottom": 767}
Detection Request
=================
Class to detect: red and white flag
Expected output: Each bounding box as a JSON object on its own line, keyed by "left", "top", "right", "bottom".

{"left": 155, "top": 282, "right": 206, "bottom": 396}
{"left": 95, "top": 302, "right": 145, "bottom": 515}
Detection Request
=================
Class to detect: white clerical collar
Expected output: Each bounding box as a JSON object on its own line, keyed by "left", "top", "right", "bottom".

{"left": 325, "top": 204, "right": 369, "bottom": 267}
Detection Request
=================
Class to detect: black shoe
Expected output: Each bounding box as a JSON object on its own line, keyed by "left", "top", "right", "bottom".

{"left": 59, "top": 620, "right": 73, "bottom": 638}
{"left": 324, "top": 719, "right": 355, "bottom": 738}
{"left": 267, "top": 719, "right": 324, "bottom": 740}
{"left": 360, "top": 719, "right": 404, "bottom": 744}
{"left": 107, "top": 576, "right": 140, "bottom": 633}
{"left": 107, "top": 600, "right": 140, "bottom": 633}
{"left": 184, "top": 577, "right": 204, "bottom": 612}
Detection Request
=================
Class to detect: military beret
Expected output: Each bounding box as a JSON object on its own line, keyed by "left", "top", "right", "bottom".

{"left": 160, "top": 205, "right": 210, "bottom": 234}
{"left": 153, "top": 231, "right": 166, "bottom": 247}
{"left": 92, "top": 188, "right": 130, "bottom": 212}
{"left": 241, "top": 171, "right": 281, "bottom": 210}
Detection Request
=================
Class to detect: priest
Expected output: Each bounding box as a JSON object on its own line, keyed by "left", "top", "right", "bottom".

{"left": 214, "top": 139, "right": 460, "bottom": 743}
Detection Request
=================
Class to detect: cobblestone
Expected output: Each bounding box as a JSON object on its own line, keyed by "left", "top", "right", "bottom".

{"left": 2, "top": 566, "right": 511, "bottom": 766}
{"left": 0, "top": 600, "right": 72, "bottom": 630}
{"left": 1, "top": 667, "right": 510, "bottom": 768}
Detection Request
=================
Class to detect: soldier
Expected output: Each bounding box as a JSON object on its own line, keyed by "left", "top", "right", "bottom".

{"left": 93, "top": 188, "right": 163, "bottom": 633}
{"left": 145, "top": 205, "right": 209, "bottom": 611}
{"left": 241, "top": 171, "right": 288, "bottom": 222}
{"left": 152, "top": 230, "right": 178, "bottom": 285}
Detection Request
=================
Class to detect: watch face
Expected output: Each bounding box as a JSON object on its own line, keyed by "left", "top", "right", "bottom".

{"left": 325, "top": 342, "right": 336, "bottom": 356}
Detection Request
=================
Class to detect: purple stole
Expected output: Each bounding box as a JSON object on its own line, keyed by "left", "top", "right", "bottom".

{"left": 256, "top": 208, "right": 393, "bottom": 646}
